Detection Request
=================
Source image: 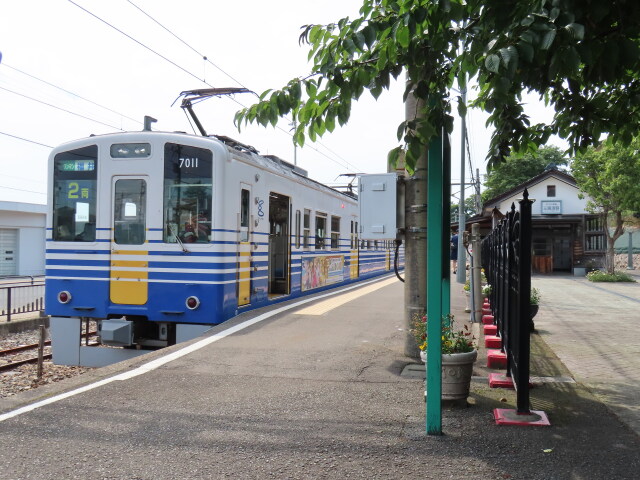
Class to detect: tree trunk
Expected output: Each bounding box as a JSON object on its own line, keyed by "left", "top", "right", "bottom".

{"left": 604, "top": 210, "right": 625, "bottom": 274}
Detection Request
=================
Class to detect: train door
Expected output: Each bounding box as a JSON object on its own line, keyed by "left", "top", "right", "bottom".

{"left": 350, "top": 217, "right": 359, "bottom": 279}
{"left": 268, "top": 192, "right": 290, "bottom": 296}
{"left": 237, "top": 184, "right": 252, "bottom": 306}
{"left": 110, "top": 177, "right": 148, "bottom": 305}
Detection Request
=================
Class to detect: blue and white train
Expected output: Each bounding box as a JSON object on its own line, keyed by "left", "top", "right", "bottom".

{"left": 46, "top": 127, "right": 401, "bottom": 366}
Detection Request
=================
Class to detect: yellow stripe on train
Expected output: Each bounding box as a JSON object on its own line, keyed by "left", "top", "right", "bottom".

{"left": 110, "top": 251, "right": 148, "bottom": 305}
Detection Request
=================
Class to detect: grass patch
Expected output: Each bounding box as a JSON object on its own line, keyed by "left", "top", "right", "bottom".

{"left": 586, "top": 270, "right": 637, "bottom": 282}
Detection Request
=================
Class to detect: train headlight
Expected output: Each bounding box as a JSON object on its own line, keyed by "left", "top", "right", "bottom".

{"left": 58, "top": 291, "right": 72, "bottom": 304}
{"left": 186, "top": 296, "right": 200, "bottom": 310}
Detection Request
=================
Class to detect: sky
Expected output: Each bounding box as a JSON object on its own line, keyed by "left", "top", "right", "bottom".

{"left": 0, "top": 0, "right": 563, "bottom": 206}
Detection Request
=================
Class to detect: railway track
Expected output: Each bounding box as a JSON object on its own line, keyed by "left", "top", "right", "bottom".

{"left": 0, "top": 331, "right": 97, "bottom": 373}
{"left": 0, "top": 341, "right": 53, "bottom": 372}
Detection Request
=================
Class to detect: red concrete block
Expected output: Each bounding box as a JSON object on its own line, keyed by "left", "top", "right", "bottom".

{"left": 489, "top": 373, "right": 534, "bottom": 389}
{"left": 485, "top": 335, "right": 502, "bottom": 349}
{"left": 494, "top": 409, "right": 551, "bottom": 426}
{"left": 482, "top": 315, "right": 494, "bottom": 325}
{"left": 482, "top": 308, "right": 492, "bottom": 315}
{"left": 487, "top": 349, "right": 507, "bottom": 369}
{"left": 488, "top": 373, "right": 514, "bottom": 388}
{"left": 484, "top": 324, "right": 497, "bottom": 335}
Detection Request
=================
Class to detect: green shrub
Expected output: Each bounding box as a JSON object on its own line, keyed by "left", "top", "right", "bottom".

{"left": 586, "top": 270, "right": 637, "bottom": 283}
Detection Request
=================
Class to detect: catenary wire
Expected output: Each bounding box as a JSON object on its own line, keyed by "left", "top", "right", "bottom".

{"left": 125, "top": 0, "right": 249, "bottom": 90}
{"left": 1, "top": 63, "right": 142, "bottom": 127}
{"left": 0, "top": 131, "right": 53, "bottom": 149}
{"left": 67, "top": 0, "right": 205, "bottom": 85}
{"left": 0, "top": 86, "right": 124, "bottom": 131}
{"left": 0, "top": 184, "right": 46, "bottom": 195}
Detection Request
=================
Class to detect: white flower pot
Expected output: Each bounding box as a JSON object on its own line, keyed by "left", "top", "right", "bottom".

{"left": 421, "top": 349, "right": 478, "bottom": 401}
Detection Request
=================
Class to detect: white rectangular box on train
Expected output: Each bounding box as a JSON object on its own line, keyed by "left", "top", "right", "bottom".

{"left": 358, "top": 173, "right": 398, "bottom": 240}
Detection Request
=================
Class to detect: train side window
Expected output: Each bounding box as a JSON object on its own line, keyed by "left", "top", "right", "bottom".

{"left": 163, "top": 143, "right": 213, "bottom": 244}
{"left": 295, "top": 210, "right": 301, "bottom": 249}
{"left": 315, "top": 213, "right": 327, "bottom": 250}
{"left": 331, "top": 215, "right": 340, "bottom": 249}
{"left": 240, "top": 188, "right": 250, "bottom": 242}
{"left": 303, "top": 209, "right": 310, "bottom": 249}
{"left": 114, "top": 179, "right": 146, "bottom": 245}
{"left": 52, "top": 145, "right": 97, "bottom": 242}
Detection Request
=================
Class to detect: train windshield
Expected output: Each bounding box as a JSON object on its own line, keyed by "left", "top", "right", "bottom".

{"left": 52, "top": 145, "right": 98, "bottom": 242}
{"left": 163, "top": 143, "right": 213, "bottom": 244}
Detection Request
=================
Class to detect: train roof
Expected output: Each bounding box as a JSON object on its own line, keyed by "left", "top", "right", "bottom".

{"left": 52, "top": 130, "right": 358, "bottom": 202}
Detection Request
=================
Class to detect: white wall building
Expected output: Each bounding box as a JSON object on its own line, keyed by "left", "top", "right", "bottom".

{"left": 0, "top": 201, "right": 46, "bottom": 277}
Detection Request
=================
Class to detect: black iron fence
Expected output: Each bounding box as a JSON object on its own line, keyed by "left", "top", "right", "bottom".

{"left": 482, "top": 190, "right": 533, "bottom": 414}
{"left": 0, "top": 277, "right": 45, "bottom": 322}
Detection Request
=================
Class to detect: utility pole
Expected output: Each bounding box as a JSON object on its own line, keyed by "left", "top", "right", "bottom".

{"left": 403, "top": 88, "right": 428, "bottom": 359}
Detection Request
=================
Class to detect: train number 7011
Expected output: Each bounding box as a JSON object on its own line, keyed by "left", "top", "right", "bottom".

{"left": 179, "top": 157, "right": 199, "bottom": 168}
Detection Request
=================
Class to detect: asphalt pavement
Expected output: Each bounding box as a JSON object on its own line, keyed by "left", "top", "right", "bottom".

{"left": 0, "top": 272, "right": 639, "bottom": 479}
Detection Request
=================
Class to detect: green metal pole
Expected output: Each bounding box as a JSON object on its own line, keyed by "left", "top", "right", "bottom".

{"left": 426, "top": 130, "right": 444, "bottom": 435}
{"left": 442, "top": 134, "right": 452, "bottom": 319}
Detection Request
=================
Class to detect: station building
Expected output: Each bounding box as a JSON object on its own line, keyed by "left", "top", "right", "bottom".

{"left": 471, "top": 168, "right": 606, "bottom": 274}
{"left": 0, "top": 201, "right": 46, "bottom": 277}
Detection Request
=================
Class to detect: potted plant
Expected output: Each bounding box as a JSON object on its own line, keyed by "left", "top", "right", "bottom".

{"left": 530, "top": 287, "right": 541, "bottom": 332}
{"left": 482, "top": 284, "right": 492, "bottom": 298}
{"left": 411, "top": 313, "right": 477, "bottom": 401}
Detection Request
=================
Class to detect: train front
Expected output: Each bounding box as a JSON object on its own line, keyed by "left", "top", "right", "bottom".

{"left": 45, "top": 132, "right": 228, "bottom": 366}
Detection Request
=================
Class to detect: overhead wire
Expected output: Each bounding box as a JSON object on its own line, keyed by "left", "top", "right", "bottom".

{"left": 0, "top": 86, "right": 124, "bottom": 131}
{"left": 125, "top": 0, "right": 249, "bottom": 90}
{"left": 0, "top": 131, "right": 53, "bottom": 149}
{"left": 0, "top": 184, "right": 47, "bottom": 196}
{"left": 66, "top": 0, "right": 205, "bottom": 86}
{"left": 1, "top": 63, "right": 141, "bottom": 127}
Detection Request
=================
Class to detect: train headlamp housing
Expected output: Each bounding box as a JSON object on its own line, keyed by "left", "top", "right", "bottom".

{"left": 58, "top": 291, "right": 72, "bottom": 304}
{"left": 186, "top": 296, "right": 200, "bottom": 310}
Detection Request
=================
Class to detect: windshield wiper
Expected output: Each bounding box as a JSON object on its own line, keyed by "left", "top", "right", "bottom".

{"left": 169, "top": 224, "right": 189, "bottom": 253}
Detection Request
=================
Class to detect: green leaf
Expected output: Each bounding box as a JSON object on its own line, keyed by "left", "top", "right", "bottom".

{"left": 259, "top": 89, "right": 273, "bottom": 101}
{"left": 565, "top": 23, "right": 585, "bottom": 41}
{"left": 396, "top": 121, "right": 406, "bottom": 141}
{"left": 305, "top": 80, "right": 317, "bottom": 98}
{"left": 540, "top": 29, "right": 557, "bottom": 50}
{"left": 457, "top": 98, "right": 467, "bottom": 118}
{"left": 521, "top": 15, "right": 535, "bottom": 27}
{"left": 343, "top": 37, "right": 357, "bottom": 55}
{"left": 290, "top": 82, "right": 302, "bottom": 102}
{"left": 499, "top": 47, "right": 515, "bottom": 67}
{"left": 387, "top": 146, "right": 402, "bottom": 169}
{"left": 518, "top": 41, "right": 535, "bottom": 63}
{"left": 485, "top": 54, "right": 500, "bottom": 73}
{"left": 362, "top": 25, "right": 377, "bottom": 48}
{"left": 376, "top": 47, "right": 388, "bottom": 70}
{"left": 396, "top": 24, "right": 410, "bottom": 48}
{"left": 354, "top": 31, "right": 366, "bottom": 51}
{"left": 325, "top": 113, "right": 336, "bottom": 133}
